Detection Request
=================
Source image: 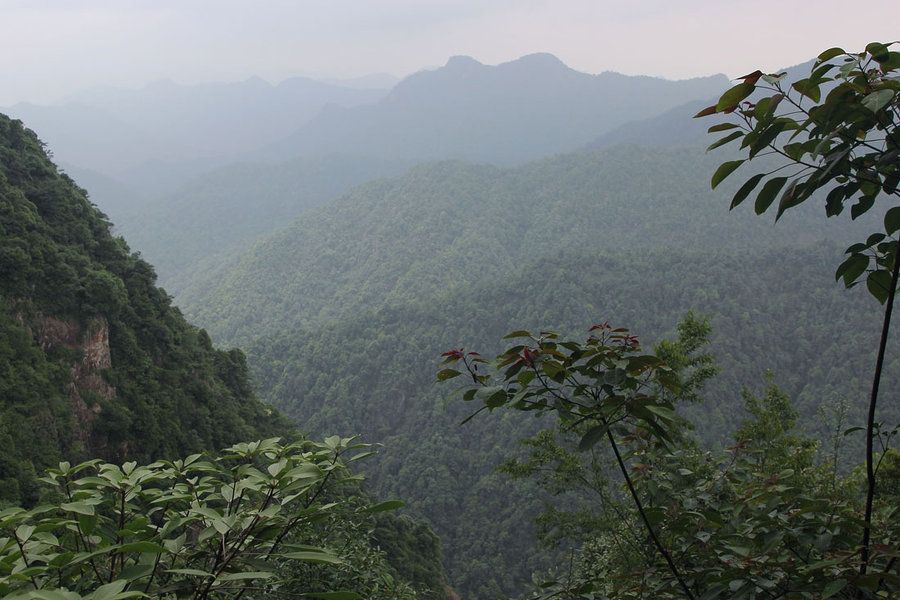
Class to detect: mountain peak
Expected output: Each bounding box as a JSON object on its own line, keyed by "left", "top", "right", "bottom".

{"left": 444, "top": 55, "right": 483, "bottom": 69}
{"left": 505, "top": 52, "right": 568, "bottom": 70}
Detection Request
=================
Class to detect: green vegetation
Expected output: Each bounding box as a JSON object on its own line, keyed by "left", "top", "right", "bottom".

{"left": 434, "top": 42, "right": 900, "bottom": 597}
{"left": 443, "top": 321, "right": 898, "bottom": 597}
{"left": 699, "top": 41, "right": 900, "bottom": 582}
{"left": 168, "top": 133, "right": 894, "bottom": 595}
{"left": 2, "top": 39, "right": 898, "bottom": 599}
{"left": 0, "top": 114, "right": 287, "bottom": 505}
{"left": 0, "top": 114, "right": 449, "bottom": 597}
{"left": 0, "top": 436, "right": 418, "bottom": 599}
{"left": 117, "top": 155, "right": 408, "bottom": 291}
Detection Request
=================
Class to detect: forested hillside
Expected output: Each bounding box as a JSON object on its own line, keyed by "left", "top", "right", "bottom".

{"left": 171, "top": 143, "right": 897, "bottom": 596}
{"left": 179, "top": 146, "right": 880, "bottom": 342}
{"left": 0, "top": 114, "right": 300, "bottom": 506}
{"left": 0, "top": 112, "right": 454, "bottom": 597}
{"left": 113, "top": 155, "right": 410, "bottom": 289}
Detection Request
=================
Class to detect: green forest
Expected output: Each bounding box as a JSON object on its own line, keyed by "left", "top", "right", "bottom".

{"left": 0, "top": 29, "right": 898, "bottom": 600}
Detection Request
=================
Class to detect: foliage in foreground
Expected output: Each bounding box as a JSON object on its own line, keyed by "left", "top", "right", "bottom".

{"left": 440, "top": 317, "right": 899, "bottom": 598}
{"left": 0, "top": 436, "right": 423, "bottom": 600}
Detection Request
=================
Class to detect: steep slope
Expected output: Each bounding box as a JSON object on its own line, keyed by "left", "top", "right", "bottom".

{"left": 260, "top": 54, "right": 730, "bottom": 164}
{"left": 0, "top": 112, "right": 456, "bottom": 597}
{"left": 0, "top": 114, "right": 289, "bottom": 505}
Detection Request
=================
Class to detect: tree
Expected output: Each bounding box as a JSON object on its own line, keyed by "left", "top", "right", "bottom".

{"left": 696, "top": 40, "right": 899, "bottom": 579}
{"left": 0, "top": 436, "right": 404, "bottom": 599}
{"left": 439, "top": 321, "right": 899, "bottom": 598}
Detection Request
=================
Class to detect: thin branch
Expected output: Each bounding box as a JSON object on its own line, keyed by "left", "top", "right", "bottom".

{"left": 606, "top": 430, "right": 696, "bottom": 600}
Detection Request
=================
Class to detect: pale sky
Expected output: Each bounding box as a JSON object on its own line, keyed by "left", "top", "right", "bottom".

{"left": 1, "top": 0, "right": 898, "bottom": 106}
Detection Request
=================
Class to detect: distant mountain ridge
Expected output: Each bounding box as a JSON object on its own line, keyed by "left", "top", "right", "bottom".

{"left": 2, "top": 76, "right": 391, "bottom": 192}
{"left": 259, "top": 53, "right": 731, "bottom": 164}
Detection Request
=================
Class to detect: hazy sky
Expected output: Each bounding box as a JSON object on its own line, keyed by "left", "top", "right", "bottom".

{"left": 1, "top": 0, "right": 898, "bottom": 105}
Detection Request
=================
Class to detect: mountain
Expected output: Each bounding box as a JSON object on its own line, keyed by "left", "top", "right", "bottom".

{"left": 0, "top": 111, "right": 459, "bottom": 599}
{"left": 56, "top": 162, "right": 148, "bottom": 228}
{"left": 0, "top": 113, "right": 291, "bottom": 506}
{"left": 3, "top": 77, "right": 391, "bottom": 192}
{"left": 64, "top": 76, "right": 389, "bottom": 159}
{"left": 179, "top": 146, "right": 878, "bottom": 343}
{"left": 321, "top": 73, "right": 402, "bottom": 89}
{"left": 115, "top": 154, "right": 411, "bottom": 290}
{"left": 259, "top": 53, "right": 730, "bottom": 164}
{"left": 172, "top": 143, "right": 897, "bottom": 596}
{"left": 589, "top": 59, "right": 819, "bottom": 150}
{"left": 0, "top": 102, "right": 190, "bottom": 174}
{"left": 589, "top": 98, "right": 712, "bottom": 148}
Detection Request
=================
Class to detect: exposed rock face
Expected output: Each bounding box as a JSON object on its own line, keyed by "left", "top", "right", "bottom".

{"left": 36, "top": 316, "right": 115, "bottom": 452}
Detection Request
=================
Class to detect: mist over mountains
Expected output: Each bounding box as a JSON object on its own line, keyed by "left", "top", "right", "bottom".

{"left": 4, "top": 44, "right": 891, "bottom": 600}
{"left": 7, "top": 53, "right": 730, "bottom": 291}
{"left": 258, "top": 53, "right": 730, "bottom": 164}
{"left": 2, "top": 75, "right": 389, "bottom": 191}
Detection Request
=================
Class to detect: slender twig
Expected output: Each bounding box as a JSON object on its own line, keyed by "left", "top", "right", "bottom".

{"left": 606, "top": 430, "right": 696, "bottom": 599}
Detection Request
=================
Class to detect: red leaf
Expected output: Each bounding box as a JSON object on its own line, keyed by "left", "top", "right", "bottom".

{"left": 693, "top": 104, "right": 718, "bottom": 118}
{"left": 737, "top": 69, "right": 763, "bottom": 85}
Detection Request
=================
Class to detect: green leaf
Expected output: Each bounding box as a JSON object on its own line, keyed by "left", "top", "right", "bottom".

{"left": 165, "top": 568, "right": 214, "bottom": 577}
{"left": 304, "top": 593, "right": 363, "bottom": 600}
{"left": 817, "top": 47, "right": 845, "bottom": 62}
{"left": 862, "top": 89, "right": 895, "bottom": 113}
{"left": 578, "top": 424, "right": 609, "bottom": 451}
{"left": 436, "top": 368, "right": 462, "bottom": 381}
{"left": 88, "top": 581, "right": 128, "bottom": 600}
{"left": 748, "top": 122, "right": 785, "bottom": 158}
{"left": 754, "top": 177, "right": 788, "bottom": 214}
{"left": 706, "top": 131, "right": 744, "bottom": 151}
{"left": 822, "top": 579, "right": 848, "bottom": 599}
{"left": 503, "top": 330, "right": 532, "bottom": 339}
{"left": 61, "top": 502, "right": 95, "bottom": 516}
{"left": 216, "top": 571, "right": 274, "bottom": 582}
{"left": 880, "top": 51, "right": 900, "bottom": 71}
{"left": 281, "top": 551, "right": 343, "bottom": 564}
{"left": 711, "top": 160, "right": 744, "bottom": 189}
{"left": 775, "top": 180, "right": 802, "bottom": 219}
{"left": 644, "top": 405, "right": 677, "bottom": 422}
{"left": 363, "top": 500, "right": 404, "bottom": 513}
{"left": 707, "top": 123, "right": 740, "bottom": 133}
{"left": 867, "top": 41, "right": 890, "bottom": 62}
{"left": 15, "top": 524, "right": 35, "bottom": 542}
{"left": 836, "top": 254, "right": 869, "bottom": 286}
{"left": 477, "top": 385, "right": 508, "bottom": 408}
{"left": 867, "top": 270, "right": 892, "bottom": 304}
{"left": 119, "top": 541, "right": 166, "bottom": 554}
{"left": 792, "top": 78, "right": 821, "bottom": 102}
{"left": 729, "top": 173, "right": 765, "bottom": 209}
{"left": 716, "top": 82, "right": 754, "bottom": 111}
{"left": 886, "top": 207, "right": 900, "bottom": 235}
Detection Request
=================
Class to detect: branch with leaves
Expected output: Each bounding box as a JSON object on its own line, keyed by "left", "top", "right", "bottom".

{"left": 697, "top": 40, "right": 900, "bottom": 580}
{"left": 0, "top": 436, "right": 403, "bottom": 600}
